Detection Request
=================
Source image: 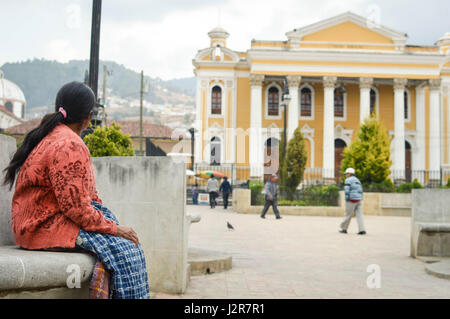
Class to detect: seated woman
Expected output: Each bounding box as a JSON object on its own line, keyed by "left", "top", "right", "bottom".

{"left": 3, "top": 81, "right": 150, "bottom": 299}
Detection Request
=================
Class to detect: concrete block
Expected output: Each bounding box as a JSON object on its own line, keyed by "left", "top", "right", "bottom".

{"left": 0, "top": 134, "right": 17, "bottom": 246}
{"left": 411, "top": 189, "right": 450, "bottom": 258}
{"left": 92, "top": 156, "right": 188, "bottom": 294}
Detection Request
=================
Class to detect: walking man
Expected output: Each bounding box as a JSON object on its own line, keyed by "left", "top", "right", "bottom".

{"left": 219, "top": 176, "right": 232, "bottom": 209}
{"left": 192, "top": 183, "right": 199, "bottom": 205}
{"left": 260, "top": 174, "right": 282, "bottom": 219}
{"left": 206, "top": 175, "right": 219, "bottom": 209}
{"left": 339, "top": 168, "right": 366, "bottom": 235}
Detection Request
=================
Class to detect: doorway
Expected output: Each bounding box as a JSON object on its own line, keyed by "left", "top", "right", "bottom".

{"left": 405, "top": 141, "right": 412, "bottom": 182}
{"left": 335, "top": 139, "right": 347, "bottom": 183}
{"left": 264, "top": 138, "right": 279, "bottom": 182}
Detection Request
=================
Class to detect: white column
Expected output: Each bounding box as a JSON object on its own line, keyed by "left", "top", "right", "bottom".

{"left": 414, "top": 84, "right": 426, "bottom": 171}
{"left": 323, "top": 76, "right": 337, "bottom": 180}
{"left": 446, "top": 86, "right": 450, "bottom": 165}
{"left": 287, "top": 75, "right": 301, "bottom": 139}
{"left": 429, "top": 79, "right": 441, "bottom": 172}
{"left": 249, "top": 74, "right": 264, "bottom": 177}
{"left": 393, "top": 78, "right": 407, "bottom": 181}
{"left": 194, "top": 78, "right": 204, "bottom": 163}
{"left": 359, "top": 77, "right": 373, "bottom": 123}
{"left": 231, "top": 79, "right": 237, "bottom": 165}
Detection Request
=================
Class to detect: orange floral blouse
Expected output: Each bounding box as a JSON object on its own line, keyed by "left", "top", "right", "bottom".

{"left": 11, "top": 124, "right": 117, "bottom": 249}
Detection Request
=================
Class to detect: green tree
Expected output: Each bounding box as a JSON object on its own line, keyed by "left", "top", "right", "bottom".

{"left": 279, "top": 127, "right": 308, "bottom": 199}
{"left": 83, "top": 122, "right": 135, "bottom": 157}
{"left": 341, "top": 115, "right": 392, "bottom": 184}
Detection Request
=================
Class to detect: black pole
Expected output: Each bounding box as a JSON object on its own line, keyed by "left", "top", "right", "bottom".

{"left": 189, "top": 128, "right": 195, "bottom": 170}
{"left": 88, "top": 0, "right": 102, "bottom": 127}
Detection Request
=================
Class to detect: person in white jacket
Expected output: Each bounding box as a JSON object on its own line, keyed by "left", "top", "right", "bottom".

{"left": 206, "top": 175, "right": 219, "bottom": 208}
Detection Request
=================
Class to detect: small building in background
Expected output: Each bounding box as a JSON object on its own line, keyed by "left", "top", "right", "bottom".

{"left": 0, "top": 70, "right": 26, "bottom": 130}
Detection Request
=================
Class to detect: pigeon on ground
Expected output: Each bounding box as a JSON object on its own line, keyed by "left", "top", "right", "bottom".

{"left": 227, "top": 222, "right": 234, "bottom": 230}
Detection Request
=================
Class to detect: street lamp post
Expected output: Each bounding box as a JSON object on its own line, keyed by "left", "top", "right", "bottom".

{"left": 81, "top": 0, "right": 102, "bottom": 139}
{"left": 281, "top": 78, "right": 291, "bottom": 161}
{"left": 188, "top": 128, "right": 196, "bottom": 171}
{"left": 88, "top": 0, "right": 102, "bottom": 128}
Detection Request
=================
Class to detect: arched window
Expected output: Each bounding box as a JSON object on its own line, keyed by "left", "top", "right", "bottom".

{"left": 370, "top": 89, "right": 376, "bottom": 115}
{"left": 211, "top": 86, "right": 222, "bottom": 115}
{"left": 300, "top": 87, "right": 312, "bottom": 117}
{"left": 267, "top": 86, "right": 279, "bottom": 116}
{"left": 210, "top": 136, "right": 221, "bottom": 165}
{"left": 5, "top": 101, "right": 13, "bottom": 113}
{"left": 334, "top": 88, "right": 344, "bottom": 118}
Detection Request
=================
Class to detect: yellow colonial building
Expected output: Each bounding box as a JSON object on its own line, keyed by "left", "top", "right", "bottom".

{"left": 192, "top": 11, "right": 450, "bottom": 184}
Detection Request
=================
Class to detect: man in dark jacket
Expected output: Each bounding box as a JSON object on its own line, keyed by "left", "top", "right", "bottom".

{"left": 260, "top": 174, "right": 282, "bottom": 219}
{"left": 219, "top": 177, "right": 232, "bottom": 209}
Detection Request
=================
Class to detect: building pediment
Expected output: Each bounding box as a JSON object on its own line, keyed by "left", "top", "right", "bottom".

{"left": 286, "top": 11, "right": 407, "bottom": 49}
{"left": 193, "top": 47, "right": 240, "bottom": 66}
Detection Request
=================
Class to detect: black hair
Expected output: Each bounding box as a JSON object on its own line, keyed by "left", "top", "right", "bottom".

{"left": 3, "top": 81, "right": 95, "bottom": 189}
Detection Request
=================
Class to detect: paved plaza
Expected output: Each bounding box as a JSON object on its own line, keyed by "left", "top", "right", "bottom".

{"left": 152, "top": 205, "right": 450, "bottom": 299}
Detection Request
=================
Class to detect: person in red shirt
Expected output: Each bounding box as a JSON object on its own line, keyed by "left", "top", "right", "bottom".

{"left": 3, "top": 81, "right": 149, "bottom": 298}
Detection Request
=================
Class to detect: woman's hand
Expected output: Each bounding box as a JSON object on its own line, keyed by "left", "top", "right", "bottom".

{"left": 116, "top": 225, "right": 139, "bottom": 247}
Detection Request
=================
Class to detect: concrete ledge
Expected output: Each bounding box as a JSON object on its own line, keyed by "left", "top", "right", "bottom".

{"left": 417, "top": 222, "right": 450, "bottom": 232}
{"left": 416, "top": 256, "right": 450, "bottom": 264}
{"left": 233, "top": 189, "right": 412, "bottom": 217}
{"left": 0, "top": 284, "right": 90, "bottom": 299}
{"left": 425, "top": 261, "right": 450, "bottom": 280}
{"left": 240, "top": 205, "right": 345, "bottom": 217}
{"left": 188, "top": 248, "right": 232, "bottom": 276}
{"left": 0, "top": 246, "right": 95, "bottom": 291}
{"left": 381, "top": 207, "right": 411, "bottom": 217}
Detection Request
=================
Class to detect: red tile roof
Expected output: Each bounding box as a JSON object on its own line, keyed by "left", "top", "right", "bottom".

{"left": 6, "top": 118, "right": 173, "bottom": 139}
{"left": 112, "top": 120, "right": 173, "bottom": 139}
{"left": 6, "top": 118, "right": 39, "bottom": 135}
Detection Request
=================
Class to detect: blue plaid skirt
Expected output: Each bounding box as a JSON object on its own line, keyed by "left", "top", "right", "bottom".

{"left": 76, "top": 201, "right": 150, "bottom": 299}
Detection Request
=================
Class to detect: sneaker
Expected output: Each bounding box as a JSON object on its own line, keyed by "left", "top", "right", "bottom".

{"left": 357, "top": 231, "right": 366, "bottom": 235}
{"left": 339, "top": 229, "right": 347, "bottom": 234}
{"left": 260, "top": 216, "right": 265, "bottom": 219}
{"left": 276, "top": 216, "right": 282, "bottom": 219}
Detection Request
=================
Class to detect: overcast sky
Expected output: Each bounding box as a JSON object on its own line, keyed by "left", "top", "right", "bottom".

{"left": 1, "top": 0, "right": 449, "bottom": 80}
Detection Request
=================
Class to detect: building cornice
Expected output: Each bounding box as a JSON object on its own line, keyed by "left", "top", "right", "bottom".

{"left": 246, "top": 49, "right": 445, "bottom": 66}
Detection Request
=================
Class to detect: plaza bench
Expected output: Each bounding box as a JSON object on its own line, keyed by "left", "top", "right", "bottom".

{"left": 0, "top": 134, "right": 95, "bottom": 298}
{"left": 0, "top": 246, "right": 95, "bottom": 298}
{"left": 0, "top": 134, "right": 198, "bottom": 297}
{"left": 410, "top": 189, "right": 450, "bottom": 258}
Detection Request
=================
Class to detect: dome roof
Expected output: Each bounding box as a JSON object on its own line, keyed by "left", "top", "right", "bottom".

{"left": 208, "top": 27, "right": 229, "bottom": 38}
{"left": 0, "top": 70, "right": 26, "bottom": 103}
{"left": 440, "top": 32, "right": 450, "bottom": 40}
